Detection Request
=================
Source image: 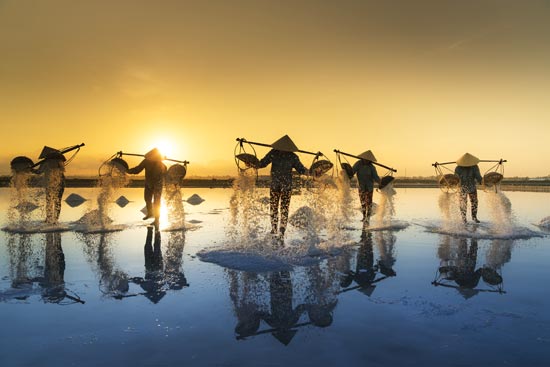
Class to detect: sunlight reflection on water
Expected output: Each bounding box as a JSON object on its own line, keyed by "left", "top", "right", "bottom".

{"left": 1, "top": 187, "right": 549, "bottom": 366}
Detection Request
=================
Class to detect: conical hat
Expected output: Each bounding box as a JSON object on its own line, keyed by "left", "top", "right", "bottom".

{"left": 271, "top": 135, "right": 299, "bottom": 152}
{"left": 456, "top": 153, "right": 479, "bottom": 167}
{"left": 39, "top": 146, "right": 60, "bottom": 159}
{"left": 357, "top": 150, "right": 377, "bottom": 162}
{"left": 145, "top": 148, "right": 163, "bottom": 161}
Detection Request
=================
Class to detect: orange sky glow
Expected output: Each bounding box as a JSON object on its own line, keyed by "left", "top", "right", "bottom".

{"left": 1, "top": 0, "right": 549, "bottom": 177}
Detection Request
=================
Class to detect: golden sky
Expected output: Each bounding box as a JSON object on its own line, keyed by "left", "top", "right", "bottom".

{"left": 1, "top": 0, "right": 549, "bottom": 177}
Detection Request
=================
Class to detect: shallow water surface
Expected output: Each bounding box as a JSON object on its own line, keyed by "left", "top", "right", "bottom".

{"left": 1, "top": 187, "right": 549, "bottom": 366}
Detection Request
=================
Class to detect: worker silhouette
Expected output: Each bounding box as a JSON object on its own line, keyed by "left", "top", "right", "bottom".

{"left": 258, "top": 135, "right": 307, "bottom": 237}
{"left": 455, "top": 153, "right": 482, "bottom": 224}
{"left": 352, "top": 150, "right": 381, "bottom": 225}
{"left": 127, "top": 148, "right": 167, "bottom": 228}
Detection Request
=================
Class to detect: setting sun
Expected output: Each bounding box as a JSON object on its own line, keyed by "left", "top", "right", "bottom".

{"left": 149, "top": 138, "right": 175, "bottom": 159}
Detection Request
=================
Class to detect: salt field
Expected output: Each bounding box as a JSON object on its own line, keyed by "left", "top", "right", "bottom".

{"left": 1, "top": 186, "right": 550, "bottom": 366}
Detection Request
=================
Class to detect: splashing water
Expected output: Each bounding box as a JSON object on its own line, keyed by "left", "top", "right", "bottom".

{"left": 228, "top": 171, "right": 268, "bottom": 246}
{"left": 373, "top": 183, "right": 397, "bottom": 227}
{"left": 301, "top": 175, "right": 349, "bottom": 245}
{"left": 335, "top": 170, "right": 355, "bottom": 225}
{"left": 164, "top": 183, "right": 186, "bottom": 230}
{"left": 8, "top": 172, "right": 41, "bottom": 225}
{"left": 79, "top": 166, "right": 129, "bottom": 230}
{"left": 484, "top": 191, "right": 515, "bottom": 234}
{"left": 438, "top": 191, "right": 462, "bottom": 230}
{"left": 40, "top": 159, "right": 65, "bottom": 225}
{"left": 374, "top": 231, "right": 397, "bottom": 274}
{"left": 79, "top": 232, "right": 130, "bottom": 298}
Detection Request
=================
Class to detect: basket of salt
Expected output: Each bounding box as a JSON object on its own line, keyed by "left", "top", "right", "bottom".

{"left": 166, "top": 164, "right": 187, "bottom": 185}
{"left": 439, "top": 174, "right": 460, "bottom": 189}
{"left": 10, "top": 156, "right": 34, "bottom": 173}
{"left": 108, "top": 157, "right": 129, "bottom": 174}
{"left": 341, "top": 163, "right": 354, "bottom": 179}
{"left": 483, "top": 172, "right": 503, "bottom": 186}
{"left": 310, "top": 160, "right": 333, "bottom": 177}
{"left": 236, "top": 153, "right": 260, "bottom": 169}
{"left": 379, "top": 176, "right": 395, "bottom": 190}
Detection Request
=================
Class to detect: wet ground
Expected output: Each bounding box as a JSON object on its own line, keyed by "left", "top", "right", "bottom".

{"left": 1, "top": 187, "right": 550, "bottom": 367}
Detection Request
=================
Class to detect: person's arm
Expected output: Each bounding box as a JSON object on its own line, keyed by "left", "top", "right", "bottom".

{"left": 127, "top": 160, "right": 146, "bottom": 175}
{"left": 372, "top": 166, "right": 381, "bottom": 184}
{"left": 474, "top": 165, "right": 482, "bottom": 184}
{"left": 258, "top": 150, "right": 274, "bottom": 169}
{"left": 292, "top": 154, "right": 308, "bottom": 175}
{"left": 352, "top": 161, "right": 360, "bottom": 174}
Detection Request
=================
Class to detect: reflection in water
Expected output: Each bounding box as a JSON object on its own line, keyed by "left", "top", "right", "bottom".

{"left": 1, "top": 233, "right": 84, "bottom": 304}
{"left": 229, "top": 254, "right": 351, "bottom": 345}
{"left": 433, "top": 236, "right": 506, "bottom": 298}
{"left": 6, "top": 233, "right": 40, "bottom": 288}
{"left": 230, "top": 271, "right": 270, "bottom": 339}
{"left": 230, "top": 270, "right": 307, "bottom": 345}
{"left": 263, "top": 271, "right": 307, "bottom": 345}
{"left": 340, "top": 231, "right": 397, "bottom": 296}
{"left": 131, "top": 227, "right": 189, "bottom": 303}
{"left": 79, "top": 228, "right": 189, "bottom": 302}
{"left": 80, "top": 232, "right": 130, "bottom": 299}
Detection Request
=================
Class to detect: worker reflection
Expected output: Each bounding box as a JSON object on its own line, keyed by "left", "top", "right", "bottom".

{"left": 340, "top": 230, "right": 396, "bottom": 296}
{"left": 341, "top": 231, "right": 377, "bottom": 295}
{"left": 131, "top": 227, "right": 188, "bottom": 303}
{"left": 262, "top": 271, "right": 307, "bottom": 345}
{"left": 132, "top": 227, "right": 166, "bottom": 303}
{"left": 434, "top": 237, "right": 504, "bottom": 298}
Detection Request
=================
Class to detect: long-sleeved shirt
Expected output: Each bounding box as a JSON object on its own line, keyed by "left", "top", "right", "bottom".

{"left": 128, "top": 159, "right": 167, "bottom": 189}
{"left": 352, "top": 160, "right": 380, "bottom": 192}
{"left": 454, "top": 165, "right": 482, "bottom": 193}
{"left": 258, "top": 149, "right": 307, "bottom": 191}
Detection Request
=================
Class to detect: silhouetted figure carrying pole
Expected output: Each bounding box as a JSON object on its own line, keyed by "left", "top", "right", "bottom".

{"left": 352, "top": 150, "right": 381, "bottom": 225}
{"left": 258, "top": 135, "right": 307, "bottom": 237}
{"left": 127, "top": 148, "right": 167, "bottom": 228}
{"left": 455, "top": 153, "right": 482, "bottom": 224}
{"left": 32, "top": 143, "right": 85, "bottom": 225}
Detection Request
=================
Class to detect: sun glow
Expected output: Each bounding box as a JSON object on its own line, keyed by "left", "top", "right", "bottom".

{"left": 152, "top": 139, "right": 175, "bottom": 158}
